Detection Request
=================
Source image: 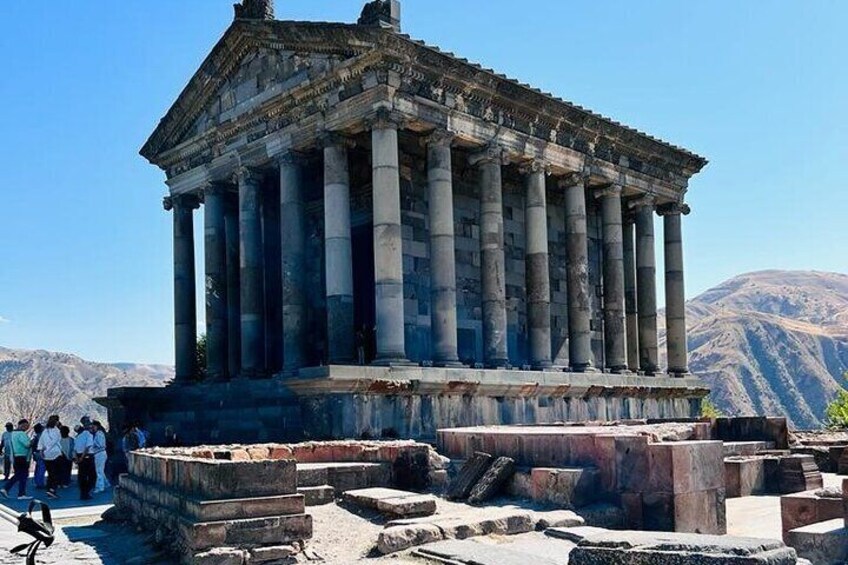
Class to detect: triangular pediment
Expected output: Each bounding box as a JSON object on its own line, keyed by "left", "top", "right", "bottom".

{"left": 141, "top": 21, "right": 379, "bottom": 164}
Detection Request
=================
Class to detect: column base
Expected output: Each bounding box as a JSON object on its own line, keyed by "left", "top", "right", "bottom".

{"left": 530, "top": 361, "right": 555, "bottom": 371}
{"left": 485, "top": 359, "right": 510, "bottom": 370}
{"left": 372, "top": 358, "right": 416, "bottom": 368}
{"left": 668, "top": 369, "right": 690, "bottom": 378}
{"left": 569, "top": 365, "right": 600, "bottom": 373}
{"left": 606, "top": 366, "right": 630, "bottom": 375}
{"left": 433, "top": 360, "right": 467, "bottom": 368}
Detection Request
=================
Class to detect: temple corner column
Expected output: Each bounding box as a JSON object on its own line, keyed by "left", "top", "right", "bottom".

{"left": 165, "top": 193, "right": 200, "bottom": 383}
{"left": 279, "top": 152, "right": 307, "bottom": 374}
{"left": 659, "top": 201, "right": 691, "bottom": 377}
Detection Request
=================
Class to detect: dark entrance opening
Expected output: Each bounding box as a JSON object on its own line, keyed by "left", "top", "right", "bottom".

{"left": 351, "top": 223, "right": 376, "bottom": 363}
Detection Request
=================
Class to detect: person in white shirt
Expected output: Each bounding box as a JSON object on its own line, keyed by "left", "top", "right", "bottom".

{"left": 36, "top": 415, "right": 63, "bottom": 499}
{"left": 91, "top": 421, "right": 110, "bottom": 494}
{"left": 74, "top": 423, "right": 95, "bottom": 500}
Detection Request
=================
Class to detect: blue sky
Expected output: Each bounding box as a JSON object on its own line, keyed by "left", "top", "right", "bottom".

{"left": 0, "top": 1, "right": 845, "bottom": 364}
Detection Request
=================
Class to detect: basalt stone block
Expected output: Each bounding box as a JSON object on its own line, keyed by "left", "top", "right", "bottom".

{"left": 646, "top": 441, "right": 725, "bottom": 495}
{"left": 343, "top": 487, "right": 436, "bottom": 517}
{"left": 781, "top": 489, "right": 845, "bottom": 542}
{"left": 179, "top": 514, "right": 313, "bottom": 552}
{"left": 725, "top": 457, "right": 767, "bottom": 498}
{"left": 839, "top": 448, "right": 848, "bottom": 475}
{"left": 447, "top": 452, "right": 492, "bottom": 500}
{"left": 569, "top": 530, "right": 799, "bottom": 565}
{"left": 779, "top": 456, "right": 823, "bottom": 495}
{"left": 529, "top": 467, "right": 599, "bottom": 508}
{"left": 786, "top": 519, "right": 848, "bottom": 565}
{"left": 468, "top": 456, "right": 515, "bottom": 503}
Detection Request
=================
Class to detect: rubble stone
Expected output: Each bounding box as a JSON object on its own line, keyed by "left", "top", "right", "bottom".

{"left": 447, "top": 452, "right": 493, "bottom": 500}
{"left": 468, "top": 456, "right": 515, "bottom": 503}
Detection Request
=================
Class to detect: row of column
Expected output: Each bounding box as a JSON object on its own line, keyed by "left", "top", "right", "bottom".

{"left": 166, "top": 126, "right": 690, "bottom": 380}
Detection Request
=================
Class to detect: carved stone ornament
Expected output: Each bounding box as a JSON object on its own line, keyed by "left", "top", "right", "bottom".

{"left": 518, "top": 159, "right": 549, "bottom": 176}
{"left": 657, "top": 201, "right": 692, "bottom": 216}
{"left": 557, "top": 170, "right": 589, "bottom": 189}
{"left": 422, "top": 129, "right": 455, "bottom": 149}
{"left": 233, "top": 0, "right": 275, "bottom": 21}
{"left": 232, "top": 167, "right": 263, "bottom": 186}
{"left": 468, "top": 143, "right": 506, "bottom": 167}
{"left": 594, "top": 183, "right": 623, "bottom": 199}
{"left": 164, "top": 193, "right": 201, "bottom": 211}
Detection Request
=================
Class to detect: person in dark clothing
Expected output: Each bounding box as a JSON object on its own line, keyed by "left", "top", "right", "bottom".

{"left": 59, "top": 426, "right": 74, "bottom": 487}
{"left": 1, "top": 423, "right": 13, "bottom": 480}
{"left": 74, "top": 423, "right": 96, "bottom": 500}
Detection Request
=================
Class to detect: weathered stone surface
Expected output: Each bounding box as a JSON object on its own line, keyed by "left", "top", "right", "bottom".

{"left": 298, "top": 485, "right": 334, "bottom": 506}
{"left": 414, "top": 538, "right": 573, "bottom": 565}
{"left": 192, "top": 547, "right": 247, "bottom": 565}
{"left": 569, "top": 530, "right": 798, "bottom": 565}
{"left": 779, "top": 456, "right": 824, "bottom": 494}
{"left": 468, "top": 456, "right": 515, "bottom": 503}
{"left": 180, "top": 514, "right": 313, "bottom": 552}
{"left": 725, "top": 457, "right": 768, "bottom": 498}
{"left": 781, "top": 489, "right": 845, "bottom": 542}
{"left": 527, "top": 467, "right": 599, "bottom": 508}
{"left": 577, "top": 503, "right": 626, "bottom": 529}
{"left": 377, "top": 524, "right": 443, "bottom": 555}
{"left": 786, "top": 519, "right": 848, "bottom": 565}
{"left": 447, "top": 452, "right": 493, "bottom": 500}
{"left": 343, "top": 487, "right": 436, "bottom": 517}
{"left": 249, "top": 544, "right": 298, "bottom": 563}
{"left": 532, "top": 510, "right": 586, "bottom": 530}
{"left": 723, "top": 441, "right": 776, "bottom": 457}
{"left": 545, "top": 525, "right": 609, "bottom": 543}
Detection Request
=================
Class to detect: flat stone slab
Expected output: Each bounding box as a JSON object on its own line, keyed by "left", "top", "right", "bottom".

{"left": 786, "top": 518, "right": 848, "bottom": 565}
{"left": 531, "top": 510, "right": 585, "bottom": 530}
{"left": 414, "top": 537, "right": 572, "bottom": 565}
{"left": 546, "top": 525, "right": 609, "bottom": 543}
{"left": 298, "top": 485, "right": 334, "bottom": 506}
{"left": 568, "top": 530, "right": 799, "bottom": 564}
{"left": 342, "top": 487, "right": 436, "bottom": 517}
{"left": 724, "top": 441, "right": 776, "bottom": 457}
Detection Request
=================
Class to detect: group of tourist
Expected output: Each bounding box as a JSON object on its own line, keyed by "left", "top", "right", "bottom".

{"left": 0, "top": 415, "right": 143, "bottom": 501}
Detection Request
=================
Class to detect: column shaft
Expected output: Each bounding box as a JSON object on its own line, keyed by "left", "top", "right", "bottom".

{"left": 525, "top": 164, "right": 552, "bottom": 368}
{"left": 427, "top": 134, "right": 460, "bottom": 366}
{"left": 323, "top": 141, "right": 355, "bottom": 363}
{"left": 623, "top": 216, "right": 639, "bottom": 372}
{"left": 280, "top": 154, "right": 307, "bottom": 373}
{"left": 371, "top": 120, "right": 407, "bottom": 362}
{"left": 204, "top": 185, "right": 228, "bottom": 380}
{"left": 663, "top": 206, "right": 689, "bottom": 375}
{"left": 599, "top": 186, "right": 627, "bottom": 372}
{"left": 168, "top": 194, "right": 199, "bottom": 382}
{"left": 562, "top": 175, "right": 594, "bottom": 372}
{"left": 635, "top": 202, "right": 659, "bottom": 374}
{"left": 477, "top": 151, "right": 508, "bottom": 367}
{"left": 225, "top": 196, "right": 241, "bottom": 378}
{"left": 238, "top": 168, "right": 266, "bottom": 377}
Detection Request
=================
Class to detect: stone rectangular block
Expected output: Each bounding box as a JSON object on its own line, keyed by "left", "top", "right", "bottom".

{"left": 646, "top": 441, "right": 725, "bottom": 495}
{"left": 529, "top": 467, "right": 599, "bottom": 509}
{"left": 343, "top": 487, "right": 436, "bottom": 517}
{"left": 179, "top": 514, "right": 313, "bottom": 552}
{"left": 725, "top": 457, "right": 767, "bottom": 498}
{"left": 786, "top": 518, "right": 848, "bottom": 565}
{"left": 569, "top": 530, "right": 798, "bottom": 565}
{"left": 781, "top": 489, "right": 845, "bottom": 541}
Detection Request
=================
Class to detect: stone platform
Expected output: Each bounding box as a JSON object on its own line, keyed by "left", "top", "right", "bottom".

{"left": 98, "top": 365, "right": 707, "bottom": 445}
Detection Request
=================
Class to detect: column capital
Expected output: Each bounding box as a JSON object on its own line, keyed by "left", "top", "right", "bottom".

{"left": 276, "top": 150, "right": 308, "bottom": 167}
{"left": 468, "top": 143, "right": 506, "bottom": 167}
{"left": 319, "top": 130, "right": 356, "bottom": 149}
{"left": 232, "top": 166, "right": 264, "bottom": 186}
{"left": 164, "top": 193, "right": 200, "bottom": 211}
{"left": 518, "top": 158, "right": 550, "bottom": 176}
{"left": 203, "top": 181, "right": 233, "bottom": 197}
{"left": 657, "top": 201, "right": 691, "bottom": 216}
{"left": 365, "top": 108, "right": 406, "bottom": 130}
{"left": 594, "top": 183, "right": 623, "bottom": 199}
{"left": 422, "top": 129, "right": 455, "bottom": 149}
{"left": 627, "top": 193, "right": 657, "bottom": 210}
{"left": 557, "top": 170, "right": 590, "bottom": 189}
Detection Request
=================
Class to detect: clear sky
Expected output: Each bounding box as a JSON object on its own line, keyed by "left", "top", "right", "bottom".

{"left": 0, "top": 1, "right": 845, "bottom": 365}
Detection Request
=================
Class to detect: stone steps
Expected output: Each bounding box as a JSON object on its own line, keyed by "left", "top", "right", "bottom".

{"left": 298, "top": 485, "right": 335, "bottom": 506}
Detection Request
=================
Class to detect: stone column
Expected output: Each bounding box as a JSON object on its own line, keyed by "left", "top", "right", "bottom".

{"left": 597, "top": 184, "right": 627, "bottom": 373}
{"left": 323, "top": 136, "right": 355, "bottom": 364}
{"left": 660, "top": 202, "right": 690, "bottom": 376}
{"left": 471, "top": 145, "right": 508, "bottom": 368}
{"left": 203, "top": 183, "right": 229, "bottom": 380}
{"left": 523, "top": 160, "right": 552, "bottom": 369}
{"left": 634, "top": 197, "right": 659, "bottom": 375}
{"left": 622, "top": 213, "right": 639, "bottom": 372}
{"left": 426, "top": 131, "right": 461, "bottom": 366}
{"left": 279, "top": 153, "right": 307, "bottom": 373}
{"left": 165, "top": 193, "right": 200, "bottom": 383}
{"left": 560, "top": 173, "right": 594, "bottom": 372}
{"left": 371, "top": 112, "right": 408, "bottom": 364}
{"left": 225, "top": 195, "right": 241, "bottom": 378}
{"left": 236, "top": 167, "right": 266, "bottom": 378}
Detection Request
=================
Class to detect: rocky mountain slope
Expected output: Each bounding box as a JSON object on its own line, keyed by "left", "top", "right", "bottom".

{"left": 665, "top": 270, "right": 848, "bottom": 429}
{"left": 0, "top": 347, "right": 171, "bottom": 424}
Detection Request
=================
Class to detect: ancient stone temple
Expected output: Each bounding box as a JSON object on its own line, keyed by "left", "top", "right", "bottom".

{"left": 100, "top": 0, "right": 709, "bottom": 444}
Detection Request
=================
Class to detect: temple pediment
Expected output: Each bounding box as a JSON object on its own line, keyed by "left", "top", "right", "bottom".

{"left": 142, "top": 19, "right": 706, "bottom": 183}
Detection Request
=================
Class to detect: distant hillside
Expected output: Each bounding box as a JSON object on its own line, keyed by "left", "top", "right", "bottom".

{"left": 663, "top": 270, "right": 848, "bottom": 429}
{"left": 0, "top": 347, "right": 171, "bottom": 424}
